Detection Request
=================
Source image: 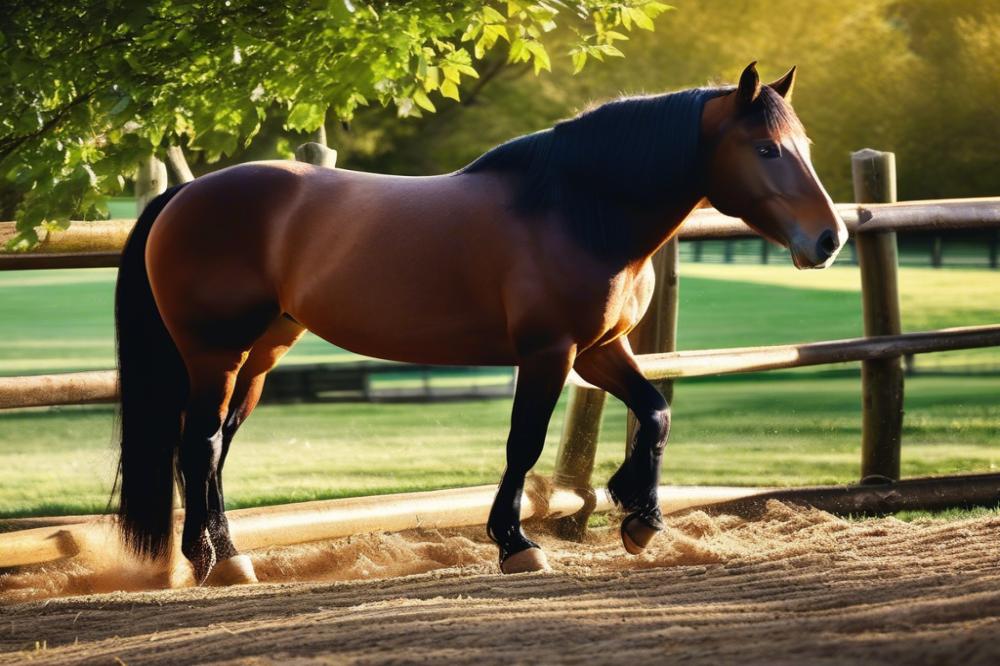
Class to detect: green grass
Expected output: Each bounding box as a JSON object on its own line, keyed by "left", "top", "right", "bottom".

{"left": 0, "top": 262, "right": 997, "bottom": 517}
{"left": 1, "top": 374, "right": 997, "bottom": 518}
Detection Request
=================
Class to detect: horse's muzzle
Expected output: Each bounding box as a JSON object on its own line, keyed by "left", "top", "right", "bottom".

{"left": 791, "top": 226, "right": 847, "bottom": 269}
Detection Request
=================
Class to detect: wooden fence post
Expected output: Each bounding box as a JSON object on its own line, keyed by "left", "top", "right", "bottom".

{"left": 295, "top": 142, "right": 338, "bottom": 168}
{"left": 549, "top": 385, "right": 607, "bottom": 538}
{"left": 135, "top": 155, "right": 168, "bottom": 215}
{"left": 626, "top": 238, "right": 680, "bottom": 453}
{"left": 852, "top": 149, "right": 904, "bottom": 482}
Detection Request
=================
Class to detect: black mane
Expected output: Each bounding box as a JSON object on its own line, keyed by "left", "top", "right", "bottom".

{"left": 461, "top": 85, "right": 800, "bottom": 258}
{"left": 460, "top": 87, "right": 725, "bottom": 256}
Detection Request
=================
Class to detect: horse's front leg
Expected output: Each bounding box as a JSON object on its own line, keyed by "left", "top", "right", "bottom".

{"left": 574, "top": 336, "right": 670, "bottom": 554}
{"left": 487, "top": 341, "right": 575, "bottom": 574}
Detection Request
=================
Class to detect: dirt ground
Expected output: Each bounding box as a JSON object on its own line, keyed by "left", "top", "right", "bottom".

{"left": 2, "top": 501, "right": 999, "bottom": 665}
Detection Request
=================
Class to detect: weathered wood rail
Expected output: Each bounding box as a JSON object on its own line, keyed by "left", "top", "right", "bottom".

{"left": 6, "top": 325, "right": 998, "bottom": 410}
{"left": 0, "top": 482, "right": 769, "bottom": 569}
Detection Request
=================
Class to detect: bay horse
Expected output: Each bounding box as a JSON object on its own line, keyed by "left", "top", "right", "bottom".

{"left": 115, "top": 62, "right": 847, "bottom": 585}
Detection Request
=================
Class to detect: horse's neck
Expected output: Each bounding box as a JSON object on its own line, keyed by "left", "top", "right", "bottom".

{"left": 622, "top": 194, "right": 703, "bottom": 265}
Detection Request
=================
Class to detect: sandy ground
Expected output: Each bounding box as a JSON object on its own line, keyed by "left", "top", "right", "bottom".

{"left": 2, "top": 501, "right": 999, "bottom": 665}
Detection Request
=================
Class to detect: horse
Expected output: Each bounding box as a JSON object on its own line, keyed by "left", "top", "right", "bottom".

{"left": 114, "top": 61, "right": 847, "bottom": 585}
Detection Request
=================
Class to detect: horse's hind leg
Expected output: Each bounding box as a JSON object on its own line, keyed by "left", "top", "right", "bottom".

{"left": 203, "top": 317, "right": 305, "bottom": 585}
{"left": 177, "top": 350, "right": 247, "bottom": 585}
{"left": 573, "top": 337, "right": 670, "bottom": 554}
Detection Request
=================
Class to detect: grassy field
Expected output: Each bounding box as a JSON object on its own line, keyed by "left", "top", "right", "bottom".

{"left": 0, "top": 261, "right": 997, "bottom": 517}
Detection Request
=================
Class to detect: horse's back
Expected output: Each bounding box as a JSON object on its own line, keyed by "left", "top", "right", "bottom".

{"left": 144, "top": 161, "right": 534, "bottom": 363}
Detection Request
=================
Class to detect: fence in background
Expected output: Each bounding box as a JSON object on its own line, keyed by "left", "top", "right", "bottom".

{"left": 685, "top": 232, "right": 1000, "bottom": 269}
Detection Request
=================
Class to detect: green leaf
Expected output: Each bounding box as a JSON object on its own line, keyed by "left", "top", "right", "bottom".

{"left": 413, "top": 88, "right": 436, "bottom": 112}
{"left": 509, "top": 38, "right": 527, "bottom": 62}
{"left": 422, "top": 66, "right": 440, "bottom": 91}
{"left": 571, "top": 50, "right": 587, "bottom": 74}
{"left": 482, "top": 6, "right": 506, "bottom": 23}
{"left": 440, "top": 79, "right": 460, "bottom": 101}
{"left": 629, "top": 7, "right": 655, "bottom": 31}
{"left": 109, "top": 95, "right": 131, "bottom": 116}
{"left": 643, "top": 2, "right": 674, "bottom": 18}
{"left": 460, "top": 22, "right": 481, "bottom": 42}
{"left": 286, "top": 102, "right": 326, "bottom": 131}
{"left": 527, "top": 42, "right": 551, "bottom": 74}
{"left": 442, "top": 64, "right": 461, "bottom": 83}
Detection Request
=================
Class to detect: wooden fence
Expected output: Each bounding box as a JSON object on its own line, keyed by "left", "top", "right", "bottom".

{"left": 1, "top": 148, "right": 999, "bottom": 560}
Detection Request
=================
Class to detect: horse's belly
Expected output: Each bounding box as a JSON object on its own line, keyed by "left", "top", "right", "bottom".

{"left": 286, "top": 264, "right": 516, "bottom": 366}
{"left": 298, "top": 304, "right": 516, "bottom": 365}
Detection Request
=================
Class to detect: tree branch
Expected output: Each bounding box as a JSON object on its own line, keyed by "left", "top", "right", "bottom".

{"left": 0, "top": 91, "right": 94, "bottom": 161}
{"left": 165, "top": 144, "right": 195, "bottom": 183}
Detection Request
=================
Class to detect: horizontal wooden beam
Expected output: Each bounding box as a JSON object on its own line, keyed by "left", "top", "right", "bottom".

{"left": 0, "top": 251, "right": 120, "bottom": 270}
{"left": 0, "top": 219, "right": 133, "bottom": 254}
{"left": 676, "top": 203, "right": 860, "bottom": 240}
{"left": 855, "top": 198, "right": 1000, "bottom": 234}
{"left": 2, "top": 198, "right": 998, "bottom": 270}
{"left": 0, "top": 370, "right": 117, "bottom": 409}
{"left": 568, "top": 324, "right": 1000, "bottom": 386}
{"left": 4, "top": 470, "right": 997, "bottom": 572}
{"left": 0, "top": 482, "right": 770, "bottom": 570}
{"left": 4, "top": 325, "right": 997, "bottom": 410}
{"left": 689, "top": 472, "right": 1000, "bottom": 518}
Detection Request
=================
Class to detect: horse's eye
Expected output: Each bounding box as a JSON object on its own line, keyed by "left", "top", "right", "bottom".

{"left": 756, "top": 144, "right": 780, "bottom": 159}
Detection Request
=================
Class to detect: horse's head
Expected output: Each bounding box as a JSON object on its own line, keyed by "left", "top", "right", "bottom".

{"left": 701, "top": 62, "right": 847, "bottom": 269}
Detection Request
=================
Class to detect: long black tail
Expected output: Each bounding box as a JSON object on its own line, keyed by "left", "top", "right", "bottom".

{"left": 114, "top": 184, "right": 189, "bottom": 559}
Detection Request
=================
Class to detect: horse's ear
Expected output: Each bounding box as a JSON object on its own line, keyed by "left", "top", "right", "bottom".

{"left": 768, "top": 65, "right": 796, "bottom": 102}
{"left": 736, "top": 61, "right": 761, "bottom": 110}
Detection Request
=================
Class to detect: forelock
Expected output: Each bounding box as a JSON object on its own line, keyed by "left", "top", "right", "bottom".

{"left": 756, "top": 86, "right": 805, "bottom": 139}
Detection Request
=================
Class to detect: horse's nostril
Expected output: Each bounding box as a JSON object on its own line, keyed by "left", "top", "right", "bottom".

{"left": 817, "top": 230, "right": 838, "bottom": 260}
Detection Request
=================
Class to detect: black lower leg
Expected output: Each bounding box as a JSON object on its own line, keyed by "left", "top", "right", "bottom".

{"left": 608, "top": 400, "right": 670, "bottom": 529}
{"left": 179, "top": 411, "right": 225, "bottom": 583}
{"left": 487, "top": 472, "right": 540, "bottom": 562}
{"left": 487, "top": 343, "right": 573, "bottom": 566}
{"left": 205, "top": 422, "right": 238, "bottom": 561}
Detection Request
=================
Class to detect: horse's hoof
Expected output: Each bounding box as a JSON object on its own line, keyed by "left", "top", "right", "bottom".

{"left": 500, "top": 547, "right": 551, "bottom": 574}
{"left": 205, "top": 554, "right": 258, "bottom": 586}
{"left": 621, "top": 513, "right": 661, "bottom": 555}
{"left": 183, "top": 531, "right": 217, "bottom": 586}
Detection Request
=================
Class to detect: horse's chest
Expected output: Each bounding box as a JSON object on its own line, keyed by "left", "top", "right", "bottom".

{"left": 624, "top": 262, "right": 657, "bottom": 325}
{"left": 584, "top": 262, "right": 656, "bottom": 345}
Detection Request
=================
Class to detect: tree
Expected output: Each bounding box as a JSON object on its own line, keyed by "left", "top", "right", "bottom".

{"left": 340, "top": 0, "right": 1000, "bottom": 203}
{"left": 0, "top": 0, "right": 672, "bottom": 248}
